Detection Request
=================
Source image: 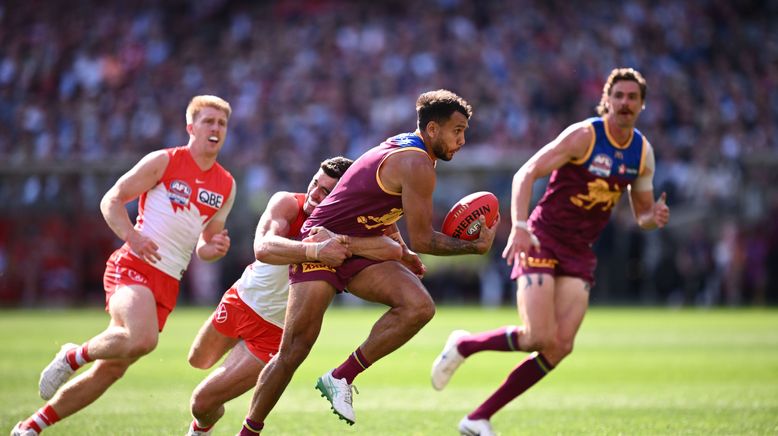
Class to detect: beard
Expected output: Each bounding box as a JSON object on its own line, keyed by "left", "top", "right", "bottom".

{"left": 431, "top": 138, "right": 452, "bottom": 161}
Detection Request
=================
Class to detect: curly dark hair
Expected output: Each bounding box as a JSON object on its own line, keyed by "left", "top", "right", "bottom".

{"left": 416, "top": 89, "right": 473, "bottom": 131}
{"left": 320, "top": 156, "right": 354, "bottom": 179}
{"left": 596, "top": 68, "right": 647, "bottom": 116}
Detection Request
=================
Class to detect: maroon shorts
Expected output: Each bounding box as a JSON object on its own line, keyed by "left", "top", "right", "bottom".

{"left": 103, "top": 246, "right": 180, "bottom": 331}
{"left": 511, "top": 227, "right": 597, "bottom": 285}
{"left": 211, "top": 288, "right": 283, "bottom": 363}
{"left": 289, "top": 257, "right": 381, "bottom": 291}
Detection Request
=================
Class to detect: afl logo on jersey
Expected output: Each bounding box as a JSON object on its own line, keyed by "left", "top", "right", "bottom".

{"left": 197, "top": 188, "right": 224, "bottom": 209}
{"left": 168, "top": 180, "right": 192, "bottom": 206}
{"left": 588, "top": 153, "right": 613, "bottom": 178}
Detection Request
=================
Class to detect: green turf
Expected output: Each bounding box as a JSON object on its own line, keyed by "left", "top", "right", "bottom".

{"left": 1, "top": 306, "right": 777, "bottom": 435}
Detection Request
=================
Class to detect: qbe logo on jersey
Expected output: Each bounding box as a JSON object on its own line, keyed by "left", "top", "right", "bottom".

{"left": 197, "top": 188, "right": 224, "bottom": 209}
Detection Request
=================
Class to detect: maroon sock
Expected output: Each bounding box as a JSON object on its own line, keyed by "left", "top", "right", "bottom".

{"left": 331, "top": 347, "right": 371, "bottom": 384}
{"left": 457, "top": 326, "right": 521, "bottom": 358}
{"left": 469, "top": 352, "right": 554, "bottom": 420}
{"left": 239, "top": 418, "right": 263, "bottom": 435}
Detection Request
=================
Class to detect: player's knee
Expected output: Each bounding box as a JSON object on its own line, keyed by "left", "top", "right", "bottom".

{"left": 522, "top": 329, "right": 557, "bottom": 352}
{"left": 413, "top": 298, "right": 436, "bottom": 325}
{"left": 126, "top": 336, "right": 158, "bottom": 358}
{"left": 188, "top": 352, "right": 215, "bottom": 370}
{"left": 403, "top": 293, "right": 435, "bottom": 327}
{"left": 278, "top": 335, "right": 315, "bottom": 366}
{"left": 555, "top": 337, "right": 575, "bottom": 359}
{"left": 95, "top": 360, "right": 131, "bottom": 382}
{"left": 190, "top": 391, "right": 217, "bottom": 419}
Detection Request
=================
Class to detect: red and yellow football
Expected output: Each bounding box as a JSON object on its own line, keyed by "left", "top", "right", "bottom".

{"left": 441, "top": 191, "right": 499, "bottom": 240}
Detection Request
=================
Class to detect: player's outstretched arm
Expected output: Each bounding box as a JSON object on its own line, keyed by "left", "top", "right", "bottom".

{"left": 100, "top": 150, "right": 169, "bottom": 264}
{"left": 253, "top": 192, "right": 350, "bottom": 266}
{"left": 503, "top": 123, "right": 592, "bottom": 265}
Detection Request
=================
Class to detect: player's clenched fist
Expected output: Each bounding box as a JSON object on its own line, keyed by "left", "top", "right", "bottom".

{"left": 197, "top": 229, "right": 230, "bottom": 261}
{"left": 210, "top": 229, "right": 231, "bottom": 256}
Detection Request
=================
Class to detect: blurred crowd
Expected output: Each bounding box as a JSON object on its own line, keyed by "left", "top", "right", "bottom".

{"left": 1, "top": 0, "right": 776, "bottom": 307}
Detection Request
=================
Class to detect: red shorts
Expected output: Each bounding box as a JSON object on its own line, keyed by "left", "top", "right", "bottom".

{"left": 288, "top": 257, "right": 381, "bottom": 292}
{"left": 511, "top": 227, "right": 597, "bottom": 285}
{"left": 103, "top": 246, "right": 180, "bottom": 331}
{"left": 211, "top": 288, "right": 283, "bottom": 363}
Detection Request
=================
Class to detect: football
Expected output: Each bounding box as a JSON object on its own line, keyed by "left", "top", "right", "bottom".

{"left": 441, "top": 191, "right": 499, "bottom": 240}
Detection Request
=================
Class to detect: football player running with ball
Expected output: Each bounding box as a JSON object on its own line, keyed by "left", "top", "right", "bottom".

{"left": 431, "top": 68, "right": 670, "bottom": 436}
{"left": 238, "top": 89, "right": 497, "bottom": 435}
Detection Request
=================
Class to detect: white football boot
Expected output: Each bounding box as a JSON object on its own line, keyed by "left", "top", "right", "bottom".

{"left": 431, "top": 330, "right": 470, "bottom": 391}
{"left": 38, "top": 343, "right": 78, "bottom": 400}
{"left": 458, "top": 416, "right": 496, "bottom": 436}
{"left": 10, "top": 422, "right": 38, "bottom": 436}
{"left": 314, "top": 369, "right": 358, "bottom": 425}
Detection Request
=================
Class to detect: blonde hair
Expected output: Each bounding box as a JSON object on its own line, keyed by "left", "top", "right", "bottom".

{"left": 186, "top": 95, "right": 232, "bottom": 124}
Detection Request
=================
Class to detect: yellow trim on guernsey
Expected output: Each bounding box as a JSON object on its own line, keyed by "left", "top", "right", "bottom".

{"left": 570, "top": 122, "right": 597, "bottom": 165}
{"left": 603, "top": 117, "right": 633, "bottom": 149}
{"left": 375, "top": 147, "right": 432, "bottom": 196}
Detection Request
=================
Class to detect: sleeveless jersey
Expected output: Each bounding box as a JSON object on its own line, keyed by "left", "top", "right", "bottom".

{"left": 529, "top": 117, "right": 647, "bottom": 246}
{"left": 235, "top": 193, "right": 306, "bottom": 328}
{"left": 300, "top": 132, "right": 430, "bottom": 238}
{"left": 130, "top": 146, "right": 235, "bottom": 280}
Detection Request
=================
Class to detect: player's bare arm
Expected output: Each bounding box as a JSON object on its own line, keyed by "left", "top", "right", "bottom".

{"left": 627, "top": 141, "right": 670, "bottom": 230}
{"left": 253, "top": 192, "right": 351, "bottom": 267}
{"left": 196, "top": 179, "right": 236, "bottom": 261}
{"left": 389, "top": 151, "right": 494, "bottom": 255}
{"left": 385, "top": 224, "right": 426, "bottom": 277}
{"left": 503, "top": 122, "right": 594, "bottom": 264}
{"left": 100, "top": 150, "right": 169, "bottom": 264}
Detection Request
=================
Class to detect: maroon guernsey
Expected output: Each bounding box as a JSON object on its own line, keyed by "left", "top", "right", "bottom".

{"left": 529, "top": 117, "right": 647, "bottom": 246}
{"left": 300, "top": 133, "right": 430, "bottom": 239}
{"left": 516, "top": 117, "right": 648, "bottom": 283}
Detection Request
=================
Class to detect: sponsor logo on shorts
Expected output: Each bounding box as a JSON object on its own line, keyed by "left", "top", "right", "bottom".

{"left": 215, "top": 303, "right": 228, "bottom": 323}
{"left": 524, "top": 256, "right": 558, "bottom": 269}
{"left": 197, "top": 188, "right": 224, "bottom": 209}
{"left": 126, "top": 268, "right": 148, "bottom": 284}
{"left": 302, "top": 262, "right": 336, "bottom": 273}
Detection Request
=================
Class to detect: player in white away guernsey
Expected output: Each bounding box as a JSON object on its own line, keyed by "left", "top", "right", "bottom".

{"left": 12, "top": 95, "right": 237, "bottom": 436}
{"left": 184, "top": 157, "right": 405, "bottom": 436}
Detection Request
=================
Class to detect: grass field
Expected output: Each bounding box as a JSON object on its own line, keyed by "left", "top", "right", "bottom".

{"left": 1, "top": 306, "right": 777, "bottom": 435}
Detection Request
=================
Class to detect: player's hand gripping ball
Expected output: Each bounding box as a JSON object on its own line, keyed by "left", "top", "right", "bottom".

{"left": 441, "top": 191, "right": 499, "bottom": 241}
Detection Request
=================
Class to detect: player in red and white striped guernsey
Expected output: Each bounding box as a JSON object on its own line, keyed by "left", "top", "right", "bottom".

{"left": 12, "top": 95, "right": 237, "bottom": 436}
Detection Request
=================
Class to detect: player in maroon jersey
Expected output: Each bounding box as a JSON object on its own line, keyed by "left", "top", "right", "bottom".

{"left": 237, "top": 90, "right": 498, "bottom": 435}
{"left": 431, "top": 68, "right": 670, "bottom": 436}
